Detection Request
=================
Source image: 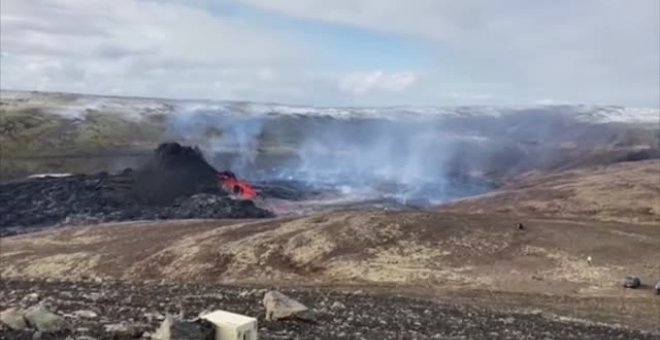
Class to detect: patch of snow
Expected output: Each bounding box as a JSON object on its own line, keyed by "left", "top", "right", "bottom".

{"left": 27, "top": 173, "right": 73, "bottom": 179}
{"left": 571, "top": 106, "right": 659, "bottom": 124}
{"left": 2, "top": 90, "right": 658, "bottom": 124}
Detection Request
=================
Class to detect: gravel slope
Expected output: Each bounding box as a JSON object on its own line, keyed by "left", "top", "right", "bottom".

{"left": 2, "top": 279, "right": 658, "bottom": 340}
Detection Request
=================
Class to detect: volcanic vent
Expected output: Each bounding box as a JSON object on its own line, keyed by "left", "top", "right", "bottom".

{"left": 0, "top": 143, "right": 272, "bottom": 236}
{"left": 131, "top": 142, "right": 224, "bottom": 205}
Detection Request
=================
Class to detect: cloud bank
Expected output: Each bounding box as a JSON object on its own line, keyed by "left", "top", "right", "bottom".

{"left": 1, "top": 0, "right": 658, "bottom": 107}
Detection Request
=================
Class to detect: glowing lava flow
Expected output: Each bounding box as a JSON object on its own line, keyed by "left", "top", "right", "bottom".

{"left": 217, "top": 171, "right": 257, "bottom": 200}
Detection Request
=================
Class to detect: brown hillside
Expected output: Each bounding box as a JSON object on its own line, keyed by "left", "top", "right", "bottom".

{"left": 441, "top": 160, "right": 660, "bottom": 224}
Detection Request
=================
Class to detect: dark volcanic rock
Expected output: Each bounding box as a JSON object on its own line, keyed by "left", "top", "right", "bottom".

{"left": 254, "top": 180, "right": 328, "bottom": 201}
{"left": 131, "top": 143, "right": 219, "bottom": 205}
{"left": 152, "top": 316, "right": 215, "bottom": 340}
{"left": 624, "top": 275, "right": 641, "bottom": 289}
{"left": 172, "top": 193, "right": 269, "bottom": 219}
{"left": 0, "top": 143, "right": 272, "bottom": 235}
{"left": 0, "top": 280, "right": 658, "bottom": 340}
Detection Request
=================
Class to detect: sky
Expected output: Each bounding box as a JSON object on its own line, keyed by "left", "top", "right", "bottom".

{"left": 1, "top": 0, "right": 659, "bottom": 107}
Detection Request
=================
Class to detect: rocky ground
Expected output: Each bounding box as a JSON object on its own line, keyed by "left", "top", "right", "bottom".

{"left": 3, "top": 207, "right": 659, "bottom": 331}
{"left": 2, "top": 279, "right": 659, "bottom": 340}
{"left": 0, "top": 143, "right": 274, "bottom": 236}
{"left": 2, "top": 94, "right": 658, "bottom": 339}
{"left": 0, "top": 172, "right": 271, "bottom": 236}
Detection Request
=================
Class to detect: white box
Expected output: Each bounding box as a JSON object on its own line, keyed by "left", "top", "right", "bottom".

{"left": 201, "top": 310, "right": 258, "bottom": 340}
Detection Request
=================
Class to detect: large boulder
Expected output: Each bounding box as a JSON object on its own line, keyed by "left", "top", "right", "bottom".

{"left": 23, "top": 305, "right": 68, "bottom": 333}
{"left": 623, "top": 275, "right": 641, "bottom": 289}
{"left": 263, "top": 291, "right": 309, "bottom": 321}
{"left": 152, "top": 316, "right": 215, "bottom": 340}
{"left": 655, "top": 281, "right": 660, "bottom": 295}
{"left": 0, "top": 307, "right": 28, "bottom": 330}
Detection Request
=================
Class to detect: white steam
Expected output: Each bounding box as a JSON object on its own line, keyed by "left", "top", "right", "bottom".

{"left": 165, "top": 106, "right": 494, "bottom": 205}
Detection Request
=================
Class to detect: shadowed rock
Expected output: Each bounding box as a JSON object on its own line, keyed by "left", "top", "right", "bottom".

{"left": 104, "top": 322, "right": 146, "bottom": 338}
{"left": 263, "top": 291, "right": 309, "bottom": 321}
{"left": 0, "top": 308, "right": 28, "bottom": 330}
{"left": 152, "top": 316, "right": 215, "bottom": 340}
{"left": 23, "top": 305, "right": 68, "bottom": 333}
{"left": 623, "top": 275, "right": 641, "bottom": 289}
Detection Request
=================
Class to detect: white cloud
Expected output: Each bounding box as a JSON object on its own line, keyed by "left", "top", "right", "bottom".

{"left": 0, "top": 0, "right": 308, "bottom": 102}
{"left": 1, "top": 0, "right": 658, "bottom": 107}
{"left": 238, "top": 0, "right": 660, "bottom": 107}
{"left": 339, "top": 71, "right": 418, "bottom": 95}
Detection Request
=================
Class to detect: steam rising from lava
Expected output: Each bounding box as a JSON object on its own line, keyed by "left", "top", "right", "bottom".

{"left": 165, "top": 108, "right": 495, "bottom": 205}
{"left": 280, "top": 119, "right": 482, "bottom": 204}
{"left": 164, "top": 104, "right": 657, "bottom": 205}
{"left": 166, "top": 110, "right": 264, "bottom": 174}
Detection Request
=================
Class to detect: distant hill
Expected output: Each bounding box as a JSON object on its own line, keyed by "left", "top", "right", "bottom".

{"left": 1, "top": 90, "right": 658, "bottom": 180}
{"left": 440, "top": 159, "right": 660, "bottom": 224}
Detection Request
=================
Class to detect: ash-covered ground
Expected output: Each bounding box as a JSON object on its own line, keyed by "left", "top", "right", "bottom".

{"left": 2, "top": 279, "right": 658, "bottom": 340}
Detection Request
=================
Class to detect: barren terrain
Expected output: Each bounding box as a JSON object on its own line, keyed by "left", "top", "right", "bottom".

{"left": 2, "top": 280, "right": 658, "bottom": 340}
{"left": 441, "top": 159, "right": 660, "bottom": 224}
{"left": 2, "top": 161, "right": 660, "bottom": 335}
{"left": 1, "top": 91, "right": 659, "bottom": 338}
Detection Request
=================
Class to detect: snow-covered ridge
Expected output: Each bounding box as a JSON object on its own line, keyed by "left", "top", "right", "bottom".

{"left": 570, "top": 106, "right": 659, "bottom": 124}
{"left": 1, "top": 90, "right": 658, "bottom": 124}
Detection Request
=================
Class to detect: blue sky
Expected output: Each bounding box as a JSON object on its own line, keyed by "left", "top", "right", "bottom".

{"left": 1, "top": 0, "right": 658, "bottom": 107}
{"left": 226, "top": 4, "right": 435, "bottom": 72}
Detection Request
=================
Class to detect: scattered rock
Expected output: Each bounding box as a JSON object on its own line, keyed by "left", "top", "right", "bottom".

{"left": 144, "top": 312, "right": 166, "bottom": 323}
{"left": 2, "top": 279, "right": 657, "bottom": 340}
{"left": 151, "top": 316, "right": 215, "bottom": 340}
{"left": 72, "top": 310, "right": 98, "bottom": 319}
{"left": 499, "top": 317, "right": 515, "bottom": 325}
{"left": 24, "top": 304, "right": 68, "bottom": 333}
{"left": 39, "top": 297, "right": 56, "bottom": 310}
{"left": 84, "top": 292, "right": 103, "bottom": 302}
{"left": 0, "top": 307, "right": 28, "bottom": 330}
{"left": 263, "top": 291, "right": 309, "bottom": 321}
{"left": 517, "top": 223, "right": 525, "bottom": 230}
{"left": 623, "top": 275, "right": 641, "bottom": 289}
{"left": 330, "top": 301, "right": 346, "bottom": 310}
{"left": 21, "top": 293, "right": 40, "bottom": 305}
{"left": 104, "top": 322, "right": 144, "bottom": 338}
